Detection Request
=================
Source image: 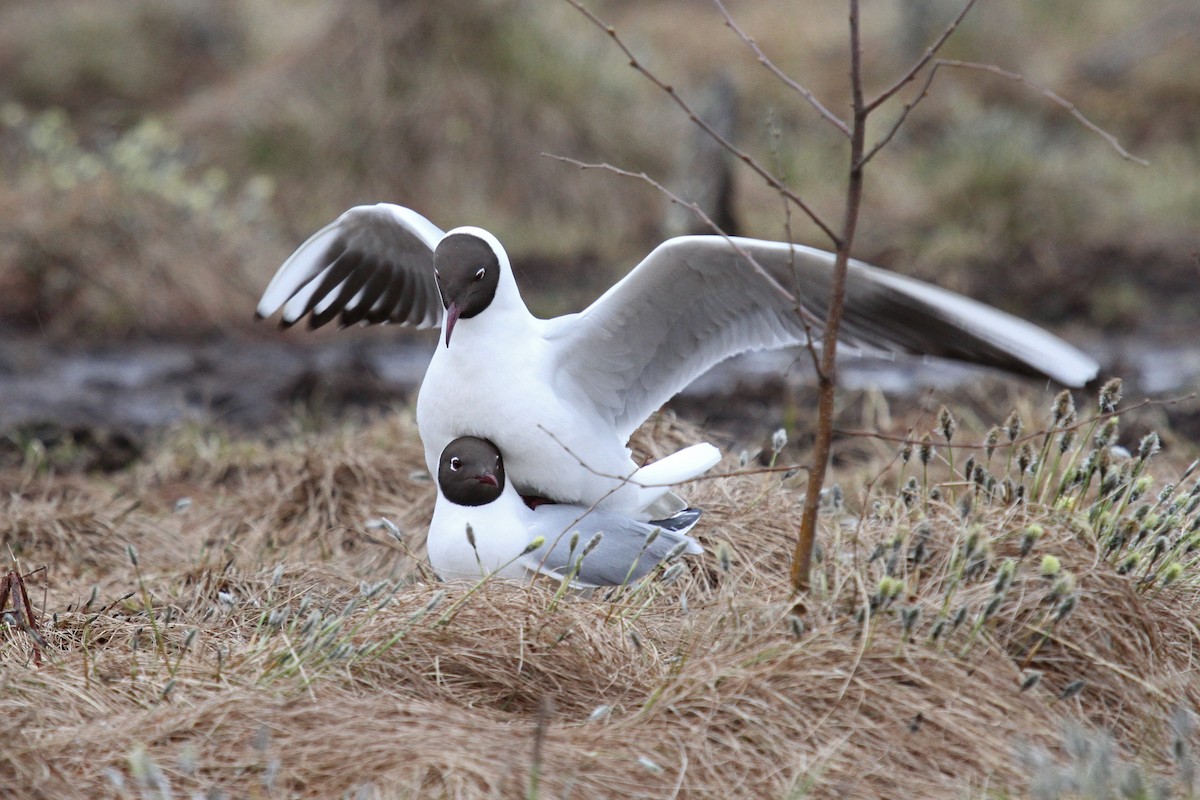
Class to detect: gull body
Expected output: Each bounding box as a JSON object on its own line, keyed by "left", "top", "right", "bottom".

{"left": 256, "top": 203, "right": 1100, "bottom": 513}
{"left": 415, "top": 225, "right": 722, "bottom": 514}
{"left": 428, "top": 436, "right": 702, "bottom": 586}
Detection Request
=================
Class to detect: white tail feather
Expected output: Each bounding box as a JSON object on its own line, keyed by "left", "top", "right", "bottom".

{"left": 632, "top": 443, "right": 722, "bottom": 488}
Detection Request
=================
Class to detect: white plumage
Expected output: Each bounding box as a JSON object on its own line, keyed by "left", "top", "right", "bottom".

{"left": 428, "top": 436, "right": 703, "bottom": 586}
{"left": 257, "top": 203, "right": 1099, "bottom": 515}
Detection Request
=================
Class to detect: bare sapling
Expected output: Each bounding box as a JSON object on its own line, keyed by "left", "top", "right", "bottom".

{"left": 565, "top": 0, "right": 1140, "bottom": 596}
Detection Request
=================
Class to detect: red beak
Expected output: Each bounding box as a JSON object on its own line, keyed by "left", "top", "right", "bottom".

{"left": 444, "top": 301, "right": 461, "bottom": 347}
{"left": 475, "top": 471, "right": 498, "bottom": 487}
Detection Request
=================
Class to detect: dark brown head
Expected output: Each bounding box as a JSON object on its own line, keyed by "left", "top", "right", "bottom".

{"left": 438, "top": 436, "right": 505, "bottom": 507}
{"left": 433, "top": 231, "right": 501, "bottom": 347}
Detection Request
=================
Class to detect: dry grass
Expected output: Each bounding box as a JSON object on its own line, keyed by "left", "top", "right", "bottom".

{"left": 0, "top": 107, "right": 283, "bottom": 337}
{"left": 3, "top": 391, "right": 1200, "bottom": 798}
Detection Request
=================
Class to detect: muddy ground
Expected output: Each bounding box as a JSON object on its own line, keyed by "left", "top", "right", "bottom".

{"left": 2, "top": 322, "right": 1196, "bottom": 474}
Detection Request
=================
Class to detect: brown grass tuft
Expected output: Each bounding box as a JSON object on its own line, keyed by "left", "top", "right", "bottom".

{"left": 2, "top": 407, "right": 1199, "bottom": 798}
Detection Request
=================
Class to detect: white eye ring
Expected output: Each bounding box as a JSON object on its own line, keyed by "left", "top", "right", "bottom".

{"left": 449, "top": 456, "right": 462, "bottom": 471}
{"left": 473, "top": 268, "right": 485, "bottom": 281}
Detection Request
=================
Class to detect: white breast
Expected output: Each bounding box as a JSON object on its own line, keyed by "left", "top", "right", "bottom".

{"left": 427, "top": 490, "right": 536, "bottom": 582}
{"left": 417, "top": 311, "right": 646, "bottom": 510}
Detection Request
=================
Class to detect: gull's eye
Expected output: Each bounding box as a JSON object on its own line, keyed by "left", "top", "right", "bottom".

{"left": 449, "top": 456, "right": 462, "bottom": 471}
{"left": 473, "top": 268, "right": 485, "bottom": 282}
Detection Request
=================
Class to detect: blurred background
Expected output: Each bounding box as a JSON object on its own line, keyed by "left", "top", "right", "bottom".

{"left": 0, "top": 0, "right": 1196, "bottom": 446}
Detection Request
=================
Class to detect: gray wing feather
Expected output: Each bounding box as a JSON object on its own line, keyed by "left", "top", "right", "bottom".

{"left": 256, "top": 203, "right": 445, "bottom": 329}
{"left": 520, "top": 505, "right": 699, "bottom": 587}
{"left": 550, "top": 236, "right": 1098, "bottom": 439}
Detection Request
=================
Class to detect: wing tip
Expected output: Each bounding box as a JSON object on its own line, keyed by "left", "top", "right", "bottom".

{"left": 1041, "top": 349, "right": 1100, "bottom": 389}
{"left": 649, "top": 507, "right": 704, "bottom": 536}
{"left": 1071, "top": 361, "right": 1102, "bottom": 389}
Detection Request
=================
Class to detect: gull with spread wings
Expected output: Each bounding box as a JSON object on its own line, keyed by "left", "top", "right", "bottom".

{"left": 256, "top": 203, "right": 1098, "bottom": 515}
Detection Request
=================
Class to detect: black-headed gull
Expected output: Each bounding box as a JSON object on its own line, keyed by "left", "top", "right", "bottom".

{"left": 256, "top": 203, "right": 1099, "bottom": 512}
{"left": 428, "top": 436, "right": 702, "bottom": 586}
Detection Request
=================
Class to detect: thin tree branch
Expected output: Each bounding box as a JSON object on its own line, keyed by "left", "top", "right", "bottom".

{"left": 864, "top": 57, "right": 1148, "bottom": 168}
{"left": 858, "top": 56, "right": 943, "bottom": 168}
{"left": 934, "top": 60, "right": 1148, "bottom": 165}
{"left": 766, "top": 113, "right": 826, "bottom": 378}
{"left": 711, "top": 0, "right": 851, "bottom": 138}
{"left": 563, "top": 0, "right": 841, "bottom": 246}
{"left": 791, "top": 0, "right": 869, "bottom": 596}
{"left": 864, "top": 0, "right": 980, "bottom": 114}
{"left": 544, "top": 153, "right": 831, "bottom": 336}
{"left": 536, "top": 420, "right": 810, "bottom": 494}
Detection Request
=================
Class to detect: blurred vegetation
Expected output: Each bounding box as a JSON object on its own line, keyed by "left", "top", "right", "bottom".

{"left": 0, "top": 0, "right": 1196, "bottom": 338}
{"left": 0, "top": 105, "right": 278, "bottom": 336}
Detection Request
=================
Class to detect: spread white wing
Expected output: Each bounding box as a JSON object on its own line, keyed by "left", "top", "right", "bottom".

{"left": 256, "top": 203, "right": 445, "bottom": 329}
{"left": 549, "top": 236, "right": 1099, "bottom": 440}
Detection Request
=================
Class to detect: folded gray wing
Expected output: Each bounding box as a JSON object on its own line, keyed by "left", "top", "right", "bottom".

{"left": 520, "top": 505, "right": 699, "bottom": 587}
{"left": 256, "top": 203, "right": 444, "bottom": 329}
{"left": 549, "top": 236, "right": 1098, "bottom": 440}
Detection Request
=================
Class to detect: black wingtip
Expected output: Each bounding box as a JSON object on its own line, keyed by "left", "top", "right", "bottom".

{"left": 650, "top": 507, "right": 703, "bottom": 531}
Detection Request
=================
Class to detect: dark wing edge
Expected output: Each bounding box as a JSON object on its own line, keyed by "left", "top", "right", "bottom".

{"left": 837, "top": 259, "right": 1099, "bottom": 386}
{"left": 549, "top": 236, "right": 1098, "bottom": 440}
{"left": 255, "top": 203, "right": 445, "bottom": 330}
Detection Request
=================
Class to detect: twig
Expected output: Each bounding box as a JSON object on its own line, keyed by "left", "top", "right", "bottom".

{"left": 529, "top": 695, "right": 553, "bottom": 799}
{"left": 858, "top": 0, "right": 978, "bottom": 166}
{"left": 866, "top": 56, "right": 1148, "bottom": 168}
{"left": 544, "top": 151, "right": 825, "bottom": 333}
{"left": 711, "top": 0, "right": 850, "bottom": 137}
{"left": 765, "top": 111, "right": 825, "bottom": 376}
{"left": 859, "top": 49, "right": 944, "bottom": 168}
{"left": 537, "top": 422, "right": 806, "bottom": 489}
{"left": 562, "top": 0, "right": 839, "bottom": 245}
{"left": 791, "top": 0, "right": 869, "bottom": 596}
{"left": 933, "top": 60, "right": 1148, "bottom": 165}
{"left": 864, "top": 0, "right": 980, "bottom": 114}
{"left": 0, "top": 566, "right": 46, "bottom": 666}
{"left": 860, "top": 4, "right": 1145, "bottom": 169}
